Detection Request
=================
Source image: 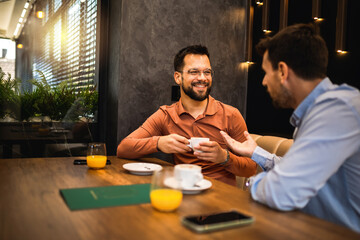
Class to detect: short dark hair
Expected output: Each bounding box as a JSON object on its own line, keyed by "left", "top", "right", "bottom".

{"left": 256, "top": 23, "right": 328, "bottom": 80}
{"left": 174, "top": 45, "right": 210, "bottom": 72}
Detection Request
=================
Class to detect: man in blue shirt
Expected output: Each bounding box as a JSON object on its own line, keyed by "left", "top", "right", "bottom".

{"left": 220, "top": 23, "right": 360, "bottom": 232}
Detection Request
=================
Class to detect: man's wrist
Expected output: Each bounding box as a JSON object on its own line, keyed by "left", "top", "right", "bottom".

{"left": 156, "top": 136, "right": 162, "bottom": 151}
{"left": 220, "top": 149, "right": 230, "bottom": 165}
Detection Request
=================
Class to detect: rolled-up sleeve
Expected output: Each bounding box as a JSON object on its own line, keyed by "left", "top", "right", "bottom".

{"left": 117, "top": 109, "right": 165, "bottom": 158}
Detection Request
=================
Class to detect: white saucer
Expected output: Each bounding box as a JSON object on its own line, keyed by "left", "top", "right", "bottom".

{"left": 123, "top": 163, "right": 163, "bottom": 175}
{"left": 164, "top": 178, "right": 212, "bottom": 194}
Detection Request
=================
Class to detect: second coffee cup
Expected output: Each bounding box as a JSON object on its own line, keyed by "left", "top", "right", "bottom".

{"left": 174, "top": 164, "right": 203, "bottom": 188}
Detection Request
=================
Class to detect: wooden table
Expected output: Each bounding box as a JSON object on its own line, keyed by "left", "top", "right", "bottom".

{"left": 0, "top": 156, "right": 358, "bottom": 240}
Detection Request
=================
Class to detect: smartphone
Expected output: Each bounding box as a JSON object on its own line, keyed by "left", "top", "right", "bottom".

{"left": 181, "top": 210, "right": 254, "bottom": 233}
{"left": 73, "top": 159, "right": 111, "bottom": 165}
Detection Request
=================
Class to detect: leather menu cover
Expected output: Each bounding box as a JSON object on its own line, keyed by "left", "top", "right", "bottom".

{"left": 60, "top": 184, "right": 151, "bottom": 210}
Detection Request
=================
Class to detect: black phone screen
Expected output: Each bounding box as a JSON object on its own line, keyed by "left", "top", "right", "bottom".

{"left": 184, "top": 211, "right": 252, "bottom": 225}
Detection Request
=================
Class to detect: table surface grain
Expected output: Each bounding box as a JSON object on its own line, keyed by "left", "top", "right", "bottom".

{"left": 0, "top": 156, "right": 358, "bottom": 240}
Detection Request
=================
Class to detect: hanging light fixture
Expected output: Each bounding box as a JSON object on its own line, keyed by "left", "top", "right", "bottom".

{"left": 335, "top": 0, "right": 347, "bottom": 54}
{"left": 262, "top": 0, "right": 271, "bottom": 33}
{"left": 35, "top": 0, "right": 44, "bottom": 19}
{"left": 245, "top": 0, "right": 254, "bottom": 64}
{"left": 279, "top": 0, "right": 288, "bottom": 30}
{"left": 312, "top": 0, "right": 324, "bottom": 22}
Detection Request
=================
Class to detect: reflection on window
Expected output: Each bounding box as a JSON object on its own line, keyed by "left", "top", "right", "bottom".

{"left": 54, "top": 0, "right": 62, "bottom": 13}
{"left": 53, "top": 19, "right": 61, "bottom": 62}
{"left": 29, "top": 0, "right": 98, "bottom": 122}
{"left": 44, "top": 32, "right": 50, "bottom": 60}
{"left": 66, "top": 0, "right": 80, "bottom": 87}
{"left": 33, "top": 0, "right": 97, "bottom": 91}
{"left": 44, "top": 2, "right": 49, "bottom": 23}
{"left": 84, "top": 0, "right": 97, "bottom": 84}
{"left": 0, "top": 0, "right": 98, "bottom": 159}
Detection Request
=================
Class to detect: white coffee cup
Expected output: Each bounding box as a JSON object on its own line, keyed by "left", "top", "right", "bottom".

{"left": 174, "top": 164, "right": 203, "bottom": 188}
{"left": 187, "top": 137, "right": 210, "bottom": 152}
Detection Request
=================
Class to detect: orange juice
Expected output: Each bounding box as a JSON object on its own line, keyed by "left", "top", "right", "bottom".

{"left": 150, "top": 189, "right": 182, "bottom": 212}
{"left": 87, "top": 155, "right": 107, "bottom": 168}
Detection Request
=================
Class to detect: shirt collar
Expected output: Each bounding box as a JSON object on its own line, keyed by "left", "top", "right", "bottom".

{"left": 290, "top": 77, "right": 333, "bottom": 127}
{"left": 176, "top": 95, "right": 218, "bottom": 116}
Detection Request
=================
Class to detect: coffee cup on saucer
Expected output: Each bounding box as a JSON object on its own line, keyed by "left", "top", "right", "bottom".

{"left": 174, "top": 164, "right": 203, "bottom": 188}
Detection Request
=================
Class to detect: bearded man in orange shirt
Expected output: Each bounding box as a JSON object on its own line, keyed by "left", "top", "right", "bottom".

{"left": 117, "top": 45, "right": 256, "bottom": 186}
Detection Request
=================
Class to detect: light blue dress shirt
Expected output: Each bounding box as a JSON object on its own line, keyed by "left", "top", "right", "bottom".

{"left": 250, "top": 78, "right": 360, "bottom": 233}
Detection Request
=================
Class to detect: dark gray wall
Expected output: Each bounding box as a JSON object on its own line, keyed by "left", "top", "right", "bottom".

{"left": 115, "top": 0, "right": 249, "bottom": 143}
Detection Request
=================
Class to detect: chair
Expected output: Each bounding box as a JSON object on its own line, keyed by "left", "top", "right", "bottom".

{"left": 236, "top": 134, "right": 293, "bottom": 189}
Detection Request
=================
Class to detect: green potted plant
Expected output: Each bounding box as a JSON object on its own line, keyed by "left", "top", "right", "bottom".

{"left": 0, "top": 67, "right": 20, "bottom": 121}
{"left": 22, "top": 70, "right": 98, "bottom": 122}
{"left": 1, "top": 68, "right": 98, "bottom": 123}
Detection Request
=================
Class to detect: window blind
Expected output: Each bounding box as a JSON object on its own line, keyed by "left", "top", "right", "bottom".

{"left": 33, "top": 0, "right": 97, "bottom": 92}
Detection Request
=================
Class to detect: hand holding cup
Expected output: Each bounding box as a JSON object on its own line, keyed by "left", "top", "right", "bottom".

{"left": 187, "top": 137, "right": 210, "bottom": 152}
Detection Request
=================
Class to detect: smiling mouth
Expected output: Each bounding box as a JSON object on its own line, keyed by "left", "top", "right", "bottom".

{"left": 192, "top": 82, "right": 209, "bottom": 88}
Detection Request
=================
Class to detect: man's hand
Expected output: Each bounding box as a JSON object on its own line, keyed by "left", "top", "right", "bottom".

{"left": 193, "top": 141, "right": 228, "bottom": 163}
{"left": 220, "top": 131, "right": 257, "bottom": 158}
{"left": 157, "top": 134, "right": 191, "bottom": 153}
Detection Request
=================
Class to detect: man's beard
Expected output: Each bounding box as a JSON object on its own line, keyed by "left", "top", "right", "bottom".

{"left": 268, "top": 84, "right": 294, "bottom": 109}
{"left": 181, "top": 79, "right": 212, "bottom": 101}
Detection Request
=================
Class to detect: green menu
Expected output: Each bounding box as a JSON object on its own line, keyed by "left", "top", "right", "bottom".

{"left": 60, "top": 184, "right": 151, "bottom": 210}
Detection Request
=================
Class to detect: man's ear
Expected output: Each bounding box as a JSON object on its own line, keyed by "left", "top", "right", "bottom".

{"left": 174, "top": 71, "right": 182, "bottom": 85}
{"left": 278, "top": 61, "right": 289, "bottom": 84}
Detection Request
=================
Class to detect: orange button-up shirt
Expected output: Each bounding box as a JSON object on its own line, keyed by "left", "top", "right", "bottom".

{"left": 117, "top": 96, "right": 257, "bottom": 185}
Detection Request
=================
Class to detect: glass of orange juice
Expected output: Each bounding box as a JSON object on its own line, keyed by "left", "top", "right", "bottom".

{"left": 150, "top": 167, "right": 183, "bottom": 212}
{"left": 86, "top": 143, "right": 107, "bottom": 169}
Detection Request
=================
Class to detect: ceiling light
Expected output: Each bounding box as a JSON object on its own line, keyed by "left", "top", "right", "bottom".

{"left": 36, "top": 11, "right": 44, "bottom": 19}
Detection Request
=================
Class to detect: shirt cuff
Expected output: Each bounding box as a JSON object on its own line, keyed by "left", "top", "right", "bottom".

{"left": 219, "top": 149, "right": 230, "bottom": 165}
{"left": 250, "top": 172, "right": 267, "bottom": 201}
{"left": 251, "top": 146, "right": 269, "bottom": 170}
{"left": 154, "top": 136, "right": 161, "bottom": 151}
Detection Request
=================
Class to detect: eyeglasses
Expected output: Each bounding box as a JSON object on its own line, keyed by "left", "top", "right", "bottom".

{"left": 177, "top": 69, "right": 214, "bottom": 78}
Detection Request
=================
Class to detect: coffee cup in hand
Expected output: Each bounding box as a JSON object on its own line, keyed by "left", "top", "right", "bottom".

{"left": 174, "top": 164, "right": 203, "bottom": 188}
{"left": 187, "top": 137, "right": 210, "bottom": 152}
